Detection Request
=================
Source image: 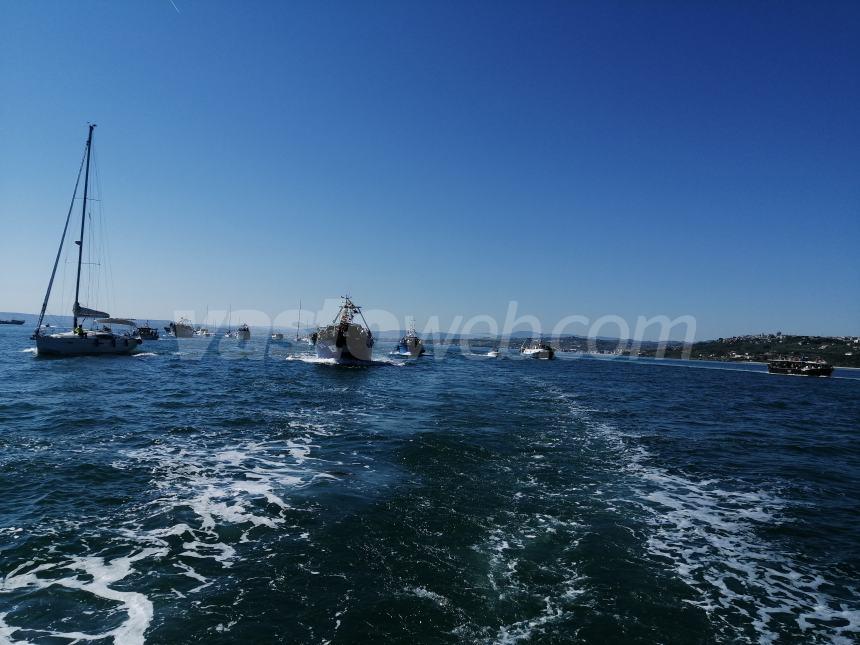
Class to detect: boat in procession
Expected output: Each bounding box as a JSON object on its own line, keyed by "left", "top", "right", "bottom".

{"left": 312, "top": 296, "right": 375, "bottom": 364}
{"left": 767, "top": 357, "right": 833, "bottom": 377}
{"left": 223, "top": 305, "right": 238, "bottom": 338}
{"left": 32, "top": 125, "right": 142, "bottom": 356}
{"left": 520, "top": 338, "right": 555, "bottom": 360}
{"left": 0, "top": 319, "right": 25, "bottom": 325}
{"left": 194, "top": 306, "right": 212, "bottom": 336}
{"left": 295, "top": 300, "right": 312, "bottom": 344}
{"left": 236, "top": 323, "right": 251, "bottom": 340}
{"left": 136, "top": 322, "right": 159, "bottom": 340}
{"left": 395, "top": 321, "right": 426, "bottom": 357}
{"left": 166, "top": 317, "right": 194, "bottom": 338}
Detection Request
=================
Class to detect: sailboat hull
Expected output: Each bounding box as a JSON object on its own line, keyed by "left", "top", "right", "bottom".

{"left": 35, "top": 332, "right": 142, "bottom": 356}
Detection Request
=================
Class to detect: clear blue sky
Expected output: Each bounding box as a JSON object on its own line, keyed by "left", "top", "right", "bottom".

{"left": 1, "top": 1, "right": 858, "bottom": 339}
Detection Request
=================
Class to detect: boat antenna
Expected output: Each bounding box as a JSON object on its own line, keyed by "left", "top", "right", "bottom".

{"left": 34, "top": 136, "right": 88, "bottom": 337}
{"left": 354, "top": 300, "right": 373, "bottom": 340}
{"left": 72, "top": 123, "right": 96, "bottom": 330}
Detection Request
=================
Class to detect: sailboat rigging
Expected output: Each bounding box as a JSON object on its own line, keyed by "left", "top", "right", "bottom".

{"left": 33, "top": 124, "right": 141, "bottom": 356}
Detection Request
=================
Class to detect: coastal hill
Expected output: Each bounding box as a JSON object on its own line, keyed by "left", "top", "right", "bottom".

{"left": 632, "top": 333, "right": 860, "bottom": 368}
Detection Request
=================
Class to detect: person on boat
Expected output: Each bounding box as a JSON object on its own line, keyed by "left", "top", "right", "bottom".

{"left": 74, "top": 325, "right": 85, "bottom": 336}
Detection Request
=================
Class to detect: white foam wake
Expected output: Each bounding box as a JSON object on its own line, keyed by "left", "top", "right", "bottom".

{"left": 0, "top": 548, "right": 166, "bottom": 645}
{"left": 557, "top": 389, "right": 860, "bottom": 643}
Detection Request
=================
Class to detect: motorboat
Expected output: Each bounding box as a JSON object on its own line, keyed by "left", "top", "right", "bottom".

{"left": 520, "top": 339, "right": 555, "bottom": 360}
{"left": 136, "top": 322, "right": 159, "bottom": 340}
{"left": 395, "top": 321, "right": 425, "bottom": 357}
{"left": 768, "top": 357, "right": 833, "bottom": 377}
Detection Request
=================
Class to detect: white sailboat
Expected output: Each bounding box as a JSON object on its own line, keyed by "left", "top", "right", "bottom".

{"left": 295, "top": 299, "right": 311, "bottom": 344}
{"left": 312, "top": 296, "right": 374, "bottom": 364}
{"left": 224, "top": 306, "right": 236, "bottom": 338}
{"left": 33, "top": 125, "right": 142, "bottom": 356}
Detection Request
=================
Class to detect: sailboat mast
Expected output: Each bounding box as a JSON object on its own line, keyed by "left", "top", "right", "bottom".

{"left": 72, "top": 123, "right": 95, "bottom": 329}
{"left": 34, "top": 147, "right": 87, "bottom": 337}
{"left": 297, "top": 299, "right": 301, "bottom": 341}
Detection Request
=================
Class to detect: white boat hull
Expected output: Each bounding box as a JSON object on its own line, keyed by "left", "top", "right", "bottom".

{"left": 521, "top": 348, "right": 553, "bottom": 359}
{"left": 35, "top": 332, "right": 141, "bottom": 356}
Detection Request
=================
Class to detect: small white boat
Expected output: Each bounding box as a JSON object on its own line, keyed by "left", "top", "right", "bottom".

{"left": 32, "top": 125, "right": 142, "bottom": 357}
{"left": 313, "top": 296, "right": 374, "bottom": 364}
{"left": 487, "top": 348, "right": 501, "bottom": 358}
{"left": 520, "top": 339, "right": 555, "bottom": 360}
{"left": 271, "top": 332, "right": 284, "bottom": 340}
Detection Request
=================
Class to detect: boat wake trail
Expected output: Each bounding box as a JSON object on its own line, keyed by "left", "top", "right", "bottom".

{"left": 286, "top": 354, "right": 406, "bottom": 367}
{"left": 0, "top": 415, "right": 340, "bottom": 643}
{"left": 554, "top": 388, "right": 860, "bottom": 644}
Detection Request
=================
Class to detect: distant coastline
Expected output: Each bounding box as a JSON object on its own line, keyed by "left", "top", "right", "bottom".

{"left": 4, "top": 311, "right": 857, "bottom": 368}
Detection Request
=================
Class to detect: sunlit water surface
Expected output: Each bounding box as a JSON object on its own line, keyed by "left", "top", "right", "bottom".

{"left": 1, "top": 327, "right": 858, "bottom": 643}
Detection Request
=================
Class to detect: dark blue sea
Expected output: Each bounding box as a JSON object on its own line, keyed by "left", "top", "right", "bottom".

{"left": 1, "top": 325, "right": 859, "bottom": 643}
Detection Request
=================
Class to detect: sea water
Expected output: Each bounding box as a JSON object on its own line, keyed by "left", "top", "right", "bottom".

{"left": 1, "top": 326, "right": 858, "bottom": 643}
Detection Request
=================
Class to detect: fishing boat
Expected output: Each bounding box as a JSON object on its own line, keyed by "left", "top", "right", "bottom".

{"left": 236, "top": 323, "right": 251, "bottom": 340}
{"left": 395, "top": 321, "right": 425, "bottom": 357}
{"left": 520, "top": 339, "right": 555, "bottom": 360}
{"left": 767, "top": 357, "right": 833, "bottom": 377}
{"left": 312, "top": 296, "right": 374, "bottom": 364}
{"left": 136, "top": 322, "right": 159, "bottom": 340}
{"left": 487, "top": 348, "right": 501, "bottom": 358}
{"left": 32, "top": 125, "right": 142, "bottom": 356}
{"left": 0, "top": 319, "right": 25, "bottom": 325}
{"left": 168, "top": 318, "right": 195, "bottom": 338}
{"left": 271, "top": 331, "right": 290, "bottom": 342}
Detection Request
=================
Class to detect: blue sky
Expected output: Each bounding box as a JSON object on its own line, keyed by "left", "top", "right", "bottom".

{"left": 1, "top": 1, "right": 858, "bottom": 339}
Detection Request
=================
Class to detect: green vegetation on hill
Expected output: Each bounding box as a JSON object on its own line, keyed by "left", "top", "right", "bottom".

{"left": 637, "top": 333, "right": 860, "bottom": 368}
